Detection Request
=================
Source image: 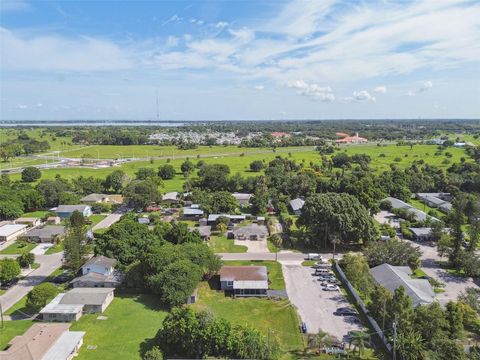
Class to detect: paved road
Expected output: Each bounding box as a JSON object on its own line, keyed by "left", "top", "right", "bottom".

{"left": 93, "top": 206, "right": 129, "bottom": 231}
{"left": 0, "top": 253, "right": 62, "bottom": 312}
{"left": 406, "top": 240, "right": 480, "bottom": 303}
{"left": 281, "top": 259, "right": 363, "bottom": 339}
{"left": 219, "top": 251, "right": 307, "bottom": 261}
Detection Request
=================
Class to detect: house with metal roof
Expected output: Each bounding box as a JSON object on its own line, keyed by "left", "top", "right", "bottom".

{"left": 370, "top": 264, "right": 435, "bottom": 307}
{"left": 0, "top": 323, "right": 85, "bottom": 360}
{"left": 383, "top": 197, "right": 439, "bottom": 222}
{"left": 290, "top": 198, "right": 305, "bottom": 215}
{"left": 182, "top": 207, "right": 204, "bottom": 219}
{"left": 409, "top": 227, "right": 434, "bottom": 241}
{"left": 0, "top": 224, "right": 28, "bottom": 242}
{"left": 219, "top": 266, "right": 268, "bottom": 297}
{"left": 162, "top": 192, "right": 179, "bottom": 203}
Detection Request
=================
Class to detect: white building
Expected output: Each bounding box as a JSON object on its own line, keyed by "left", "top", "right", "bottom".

{"left": 0, "top": 224, "right": 28, "bottom": 242}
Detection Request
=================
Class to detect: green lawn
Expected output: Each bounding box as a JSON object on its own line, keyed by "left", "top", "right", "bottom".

{"left": 408, "top": 199, "right": 443, "bottom": 219}
{"left": 0, "top": 320, "right": 34, "bottom": 350}
{"left": 4, "top": 292, "right": 36, "bottom": 317}
{"left": 71, "top": 294, "right": 168, "bottom": 360}
{"left": 192, "top": 282, "right": 303, "bottom": 353}
{"left": 209, "top": 235, "right": 247, "bottom": 253}
{"left": 89, "top": 214, "right": 107, "bottom": 226}
{"left": 44, "top": 242, "right": 64, "bottom": 254}
{"left": 223, "top": 260, "right": 285, "bottom": 290}
{"left": 21, "top": 210, "right": 52, "bottom": 218}
{"left": 0, "top": 242, "right": 37, "bottom": 255}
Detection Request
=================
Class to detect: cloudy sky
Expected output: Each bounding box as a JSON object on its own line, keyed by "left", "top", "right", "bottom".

{"left": 1, "top": 0, "right": 479, "bottom": 121}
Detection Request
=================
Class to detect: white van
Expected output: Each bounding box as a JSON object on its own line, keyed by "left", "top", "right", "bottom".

{"left": 307, "top": 253, "right": 322, "bottom": 260}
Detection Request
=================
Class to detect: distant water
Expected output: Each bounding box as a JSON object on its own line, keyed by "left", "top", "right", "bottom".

{"left": 0, "top": 120, "right": 186, "bottom": 127}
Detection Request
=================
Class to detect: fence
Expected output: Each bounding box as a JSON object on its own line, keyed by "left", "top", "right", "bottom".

{"left": 333, "top": 261, "right": 393, "bottom": 357}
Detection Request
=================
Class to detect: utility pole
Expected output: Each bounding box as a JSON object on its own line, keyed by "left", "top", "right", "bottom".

{"left": 0, "top": 301, "right": 4, "bottom": 329}
{"left": 393, "top": 315, "right": 398, "bottom": 360}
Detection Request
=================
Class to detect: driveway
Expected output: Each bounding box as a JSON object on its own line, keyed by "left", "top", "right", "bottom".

{"left": 0, "top": 252, "right": 63, "bottom": 312}
{"left": 30, "top": 243, "right": 54, "bottom": 255}
{"left": 405, "top": 240, "right": 480, "bottom": 303}
{"left": 281, "top": 260, "right": 363, "bottom": 339}
{"left": 234, "top": 239, "right": 268, "bottom": 252}
{"left": 92, "top": 206, "right": 129, "bottom": 230}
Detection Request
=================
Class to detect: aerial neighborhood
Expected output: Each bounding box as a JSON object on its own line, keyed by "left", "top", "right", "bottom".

{"left": 0, "top": 121, "right": 479, "bottom": 360}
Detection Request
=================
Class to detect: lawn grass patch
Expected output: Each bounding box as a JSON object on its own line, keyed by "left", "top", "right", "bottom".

{"left": 71, "top": 294, "right": 168, "bottom": 360}
{"left": 192, "top": 282, "right": 303, "bottom": 353}
{"left": 301, "top": 260, "right": 316, "bottom": 267}
{"left": 88, "top": 214, "right": 107, "bottom": 227}
{"left": 4, "top": 293, "right": 37, "bottom": 317}
{"left": 208, "top": 235, "right": 247, "bottom": 253}
{"left": 222, "top": 260, "right": 285, "bottom": 290}
{"left": 21, "top": 210, "right": 52, "bottom": 218}
{"left": 0, "top": 242, "right": 37, "bottom": 255}
{"left": 0, "top": 320, "right": 34, "bottom": 350}
{"left": 45, "top": 242, "right": 64, "bottom": 255}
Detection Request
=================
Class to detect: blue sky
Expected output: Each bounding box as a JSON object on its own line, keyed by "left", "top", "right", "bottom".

{"left": 1, "top": 0, "right": 479, "bottom": 121}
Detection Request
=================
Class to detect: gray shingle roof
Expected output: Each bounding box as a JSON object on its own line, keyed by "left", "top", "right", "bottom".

{"left": 290, "top": 198, "right": 305, "bottom": 211}
{"left": 60, "top": 288, "right": 114, "bottom": 306}
{"left": 83, "top": 255, "right": 116, "bottom": 269}
{"left": 56, "top": 205, "right": 89, "bottom": 213}
{"left": 25, "top": 226, "right": 65, "bottom": 239}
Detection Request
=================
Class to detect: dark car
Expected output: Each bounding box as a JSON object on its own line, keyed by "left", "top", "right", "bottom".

{"left": 334, "top": 307, "right": 357, "bottom": 316}
{"left": 300, "top": 322, "right": 307, "bottom": 333}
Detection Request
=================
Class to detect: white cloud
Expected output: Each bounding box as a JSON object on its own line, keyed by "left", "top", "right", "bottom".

{"left": 352, "top": 90, "right": 376, "bottom": 102}
{"left": 215, "top": 21, "right": 229, "bottom": 29}
{"left": 0, "top": 27, "right": 133, "bottom": 71}
{"left": 287, "top": 80, "right": 335, "bottom": 102}
{"left": 254, "top": 85, "right": 265, "bottom": 90}
{"left": 419, "top": 80, "right": 433, "bottom": 92}
{"left": 406, "top": 90, "right": 416, "bottom": 96}
{"left": 162, "top": 15, "right": 182, "bottom": 26}
{"left": 373, "top": 86, "right": 387, "bottom": 94}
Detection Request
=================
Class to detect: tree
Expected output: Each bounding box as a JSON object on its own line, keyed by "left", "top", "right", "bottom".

{"left": 268, "top": 234, "right": 283, "bottom": 261}
{"left": 217, "top": 222, "right": 227, "bottom": 234}
{"left": 249, "top": 160, "right": 265, "bottom": 172}
{"left": 388, "top": 286, "right": 414, "bottom": 330}
{"left": 63, "top": 211, "right": 88, "bottom": 274}
{"left": 458, "top": 287, "right": 480, "bottom": 315}
{"left": 448, "top": 197, "right": 467, "bottom": 267}
{"left": 445, "top": 301, "right": 464, "bottom": 338}
{"left": 0, "top": 200, "right": 23, "bottom": 220}
{"left": 367, "top": 285, "right": 393, "bottom": 329}
{"left": 21, "top": 167, "right": 41, "bottom": 182}
{"left": 395, "top": 328, "right": 425, "bottom": 360}
{"left": 136, "top": 167, "right": 158, "bottom": 181}
{"left": 298, "top": 193, "right": 378, "bottom": 248}
{"left": 158, "top": 164, "right": 176, "bottom": 180}
{"left": 339, "top": 253, "right": 374, "bottom": 295}
{"left": 17, "top": 252, "right": 35, "bottom": 268}
{"left": 0, "top": 258, "right": 21, "bottom": 284}
{"left": 413, "top": 302, "right": 448, "bottom": 341}
{"left": 197, "top": 164, "right": 231, "bottom": 191}
{"left": 143, "top": 346, "right": 164, "bottom": 360}
{"left": 104, "top": 169, "right": 127, "bottom": 193}
{"left": 180, "top": 160, "right": 194, "bottom": 176}
{"left": 123, "top": 179, "right": 161, "bottom": 210}
{"left": 26, "top": 283, "right": 58, "bottom": 310}
{"left": 363, "top": 239, "right": 422, "bottom": 269}
{"left": 193, "top": 191, "right": 239, "bottom": 214}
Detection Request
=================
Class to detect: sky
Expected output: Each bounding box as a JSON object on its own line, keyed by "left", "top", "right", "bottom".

{"left": 0, "top": 0, "right": 479, "bottom": 121}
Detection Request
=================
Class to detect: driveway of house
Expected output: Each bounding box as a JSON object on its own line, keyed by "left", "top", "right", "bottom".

{"left": 405, "top": 240, "right": 479, "bottom": 303}
{"left": 234, "top": 239, "right": 268, "bottom": 252}
{"left": 281, "top": 260, "right": 363, "bottom": 340}
{"left": 92, "top": 205, "right": 129, "bottom": 231}
{"left": 30, "top": 243, "right": 54, "bottom": 255}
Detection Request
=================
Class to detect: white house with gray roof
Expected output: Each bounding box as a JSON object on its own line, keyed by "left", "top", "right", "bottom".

{"left": 290, "top": 198, "right": 305, "bottom": 215}
{"left": 383, "top": 197, "right": 439, "bottom": 222}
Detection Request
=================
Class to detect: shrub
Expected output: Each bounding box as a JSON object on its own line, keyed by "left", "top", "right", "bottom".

{"left": 21, "top": 167, "right": 42, "bottom": 182}
{"left": 26, "top": 283, "right": 59, "bottom": 310}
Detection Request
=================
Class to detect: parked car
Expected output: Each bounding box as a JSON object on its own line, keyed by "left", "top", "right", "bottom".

{"left": 347, "top": 316, "right": 361, "bottom": 324}
{"left": 314, "top": 268, "right": 332, "bottom": 275}
{"left": 323, "top": 284, "right": 339, "bottom": 291}
{"left": 307, "top": 253, "right": 322, "bottom": 260}
{"left": 334, "top": 307, "right": 357, "bottom": 316}
{"left": 312, "top": 262, "right": 329, "bottom": 268}
{"left": 300, "top": 322, "right": 307, "bottom": 333}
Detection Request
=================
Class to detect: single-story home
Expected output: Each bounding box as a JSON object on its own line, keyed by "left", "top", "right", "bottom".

{"left": 24, "top": 226, "right": 66, "bottom": 243}
{"left": 416, "top": 192, "right": 452, "bottom": 207}
{"left": 232, "top": 193, "right": 252, "bottom": 207}
{"left": 14, "top": 217, "right": 42, "bottom": 227}
{"left": 207, "top": 214, "right": 246, "bottom": 225}
{"left": 189, "top": 225, "right": 211, "bottom": 241}
{"left": 290, "top": 198, "right": 305, "bottom": 215}
{"left": 233, "top": 224, "right": 268, "bottom": 241}
{"left": 0, "top": 323, "right": 85, "bottom": 360}
{"left": 383, "top": 197, "right": 439, "bottom": 222}
{"left": 80, "top": 193, "right": 123, "bottom": 204}
{"left": 71, "top": 256, "right": 121, "bottom": 288}
{"left": 220, "top": 266, "right": 268, "bottom": 297}
{"left": 161, "top": 192, "right": 179, "bottom": 203}
{"left": 40, "top": 288, "right": 115, "bottom": 322}
{"left": 55, "top": 205, "right": 92, "bottom": 219}
{"left": 183, "top": 207, "right": 204, "bottom": 219}
{"left": 439, "top": 202, "right": 452, "bottom": 213}
{"left": 0, "top": 224, "right": 28, "bottom": 242}
{"left": 46, "top": 216, "right": 61, "bottom": 225}
{"left": 370, "top": 264, "right": 435, "bottom": 307}
{"left": 409, "top": 227, "right": 434, "bottom": 241}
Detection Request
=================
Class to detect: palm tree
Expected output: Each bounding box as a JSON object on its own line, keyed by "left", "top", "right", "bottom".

{"left": 268, "top": 234, "right": 283, "bottom": 261}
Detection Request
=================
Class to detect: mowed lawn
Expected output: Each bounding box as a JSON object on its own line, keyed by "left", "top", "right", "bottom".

{"left": 209, "top": 235, "right": 247, "bottom": 253}
{"left": 71, "top": 294, "right": 168, "bottom": 360}
{"left": 0, "top": 242, "right": 37, "bottom": 254}
{"left": 0, "top": 320, "right": 34, "bottom": 350}
{"left": 192, "top": 282, "right": 303, "bottom": 352}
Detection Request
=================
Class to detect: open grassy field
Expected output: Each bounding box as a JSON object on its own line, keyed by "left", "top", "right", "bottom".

{"left": 192, "top": 281, "right": 303, "bottom": 353}
{"left": 71, "top": 294, "right": 168, "bottom": 360}
{"left": 0, "top": 128, "right": 75, "bottom": 151}
{"left": 209, "top": 234, "right": 248, "bottom": 253}
{"left": 223, "top": 260, "right": 285, "bottom": 290}
{"left": 0, "top": 320, "right": 34, "bottom": 350}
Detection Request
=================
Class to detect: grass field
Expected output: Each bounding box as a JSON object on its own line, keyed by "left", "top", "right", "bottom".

{"left": 192, "top": 282, "right": 303, "bottom": 352}
{"left": 89, "top": 214, "right": 107, "bottom": 226}
{"left": 223, "top": 260, "right": 285, "bottom": 290}
{"left": 71, "top": 294, "right": 168, "bottom": 360}
{"left": 0, "top": 242, "right": 37, "bottom": 255}
{"left": 0, "top": 320, "right": 34, "bottom": 350}
{"left": 209, "top": 235, "right": 247, "bottom": 253}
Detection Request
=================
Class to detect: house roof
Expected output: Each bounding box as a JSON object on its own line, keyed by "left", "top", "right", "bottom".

{"left": 0, "top": 323, "right": 71, "bottom": 360}
{"left": 80, "top": 193, "right": 109, "bottom": 202}
{"left": 71, "top": 271, "right": 121, "bottom": 285}
{"left": 232, "top": 193, "right": 252, "bottom": 201}
{"left": 409, "top": 227, "right": 432, "bottom": 237}
{"left": 42, "top": 331, "right": 86, "bottom": 360}
{"left": 233, "top": 224, "right": 268, "bottom": 237}
{"left": 290, "top": 198, "right": 305, "bottom": 211}
{"left": 162, "top": 192, "right": 178, "bottom": 201}
{"left": 83, "top": 255, "right": 115, "bottom": 269}
{"left": 370, "top": 264, "right": 435, "bottom": 307}
{"left": 439, "top": 202, "right": 452, "bottom": 211}
{"left": 60, "top": 288, "right": 114, "bottom": 306}
{"left": 0, "top": 224, "right": 27, "bottom": 237}
{"left": 25, "top": 226, "right": 65, "bottom": 239}
{"left": 15, "top": 217, "right": 40, "bottom": 223}
{"left": 56, "top": 205, "right": 90, "bottom": 213}
{"left": 207, "top": 214, "right": 246, "bottom": 222}
{"left": 220, "top": 266, "right": 268, "bottom": 282}
{"left": 183, "top": 208, "right": 204, "bottom": 216}
{"left": 383, "top": 197, "right": 439, "bottom": 222}
{"left": 40, "top": 294, "right": 84, "bottom": 315}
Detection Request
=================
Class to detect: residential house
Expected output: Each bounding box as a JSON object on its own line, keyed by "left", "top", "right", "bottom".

{"left": 0, "top": 323, "right": 85, "bottom": 360}
{"left": 189, "top": 225, "right": 211, "bottom": 241}
{"left": 383, "top": 197, "right": 439, "bottom": 222}
{"left": 370, "top": 264, "right": 435, "bottom": 307}
{"left": 71, "top": 256, "right": 121, "bottom": 288}
{"left": 81, "top": 256, "right": 115, "bottom": 276}
{"left": 183, "top": 207, "right": 204, "bottom": 220}
{"left": 232, "top": 193, "right": 252, "bottom": 207}
{"left": 439, "top": 202, "right": 452, "bottom": 213}
{"left": 46, "top": 216, "right": 61, "bottom": 225}
{"left": 207, "top": 214, "right": 246, "bottom": 225}
{"left": 409, "top": 227, "right": 434, "bottom": 242}
{"left": 24, "top": 226, "right": 66, "bottom": 243}
{"left": 138, "top": 217, "right": 150, "bottom": 225}
{"left": 55, "top": 205, "right": 92, "bottom": 219}
{"left": 233, "top": 224, "right": 268, "bottom": 241}
{"left": 290, "top": 198, "right": 305, "bottom": 215}
{"left": 40, "top": 288, "right": 115, "bottom": 322}
{"left": 416, "top": 192, "right": 453, "bottom": 214}
{"left": 219, "top": 266, "right": 268, "bottom": 297}
{"left": 80, "top": 193, "right": 123, "bottom": 204}
{"left": 14, "top": 217, "right": 41, "bottom": 227}
{"left": 161, "top": 192, "right": 179, "bottom": 203}
{"left": 0, "top": 224, "right": 28, "bottom": 242}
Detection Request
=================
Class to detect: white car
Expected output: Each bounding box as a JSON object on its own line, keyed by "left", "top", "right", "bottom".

{"left": 323, "top": 284, "right": 339, "bottom": 291}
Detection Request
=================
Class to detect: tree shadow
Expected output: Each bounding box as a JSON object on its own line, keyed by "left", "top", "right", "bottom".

{"left": 139, "top": 328, "right": 162, "bottom": 359}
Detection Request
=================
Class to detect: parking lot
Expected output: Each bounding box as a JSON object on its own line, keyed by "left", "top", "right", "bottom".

{"left": 281, "top": 260, "right": 363, "bottom": 340}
